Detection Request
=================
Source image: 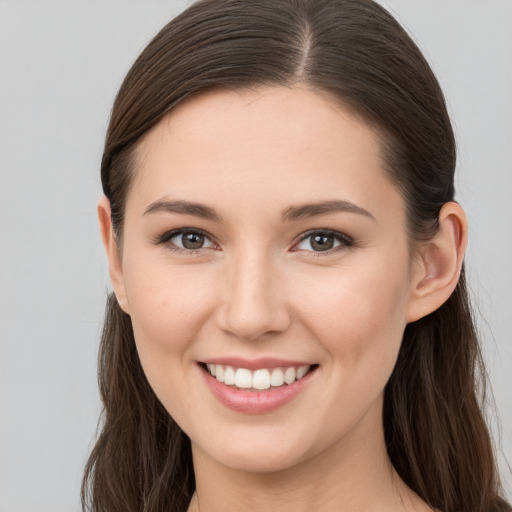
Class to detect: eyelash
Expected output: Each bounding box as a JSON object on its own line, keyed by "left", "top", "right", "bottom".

{"left": 153, "top": 228, "right": 216, "bottom": 256}
{"left": 294, "top": 229, "right": 355, "bottom": 256}
{"left": 153, "top": 228, "right": 355, "bottom": 256}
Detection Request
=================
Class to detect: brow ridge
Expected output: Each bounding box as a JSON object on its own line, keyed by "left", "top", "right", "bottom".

{"left": 143, "top": 199, "right": 221, "bottom": 221}
{"left": 282, "top": 200, "right": 375, "bottom": 222}
{"left": 143, "top": 198, "right": 375, "bottom": 223}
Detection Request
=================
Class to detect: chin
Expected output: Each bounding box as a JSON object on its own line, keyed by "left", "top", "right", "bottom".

{"left": 191, "top": 422, "right": 328, "bottom": 475}
{"left": 208, "top": 446, "right": 308, "bottom": 474}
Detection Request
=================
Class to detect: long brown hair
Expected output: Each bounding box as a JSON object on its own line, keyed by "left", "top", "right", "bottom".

{"left": 82, "top": 1, "right": 511, "bottom": 510}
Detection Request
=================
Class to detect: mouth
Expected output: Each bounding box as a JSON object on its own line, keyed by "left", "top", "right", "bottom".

{"left": 199, "top": 362, "right": 319, "bottom": 392}
{"left": 199, "top": 360, "right": 319, "bottom": 414}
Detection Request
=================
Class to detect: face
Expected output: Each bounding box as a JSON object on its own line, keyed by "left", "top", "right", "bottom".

{"left": 112, "top": 86, "right": 422, "bottom": 473}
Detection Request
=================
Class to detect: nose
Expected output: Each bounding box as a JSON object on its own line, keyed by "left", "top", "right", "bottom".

{"left": 215, "top": 250, "right": 291, "bottom": 341}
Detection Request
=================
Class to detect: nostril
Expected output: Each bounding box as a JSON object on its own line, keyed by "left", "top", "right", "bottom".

{"left": 217, "top": 306, "right": 292, "bottom": 341}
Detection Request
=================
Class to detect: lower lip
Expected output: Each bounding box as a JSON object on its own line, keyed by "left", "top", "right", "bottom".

{"left": 201, "top": 366, "right": 316, "bottom": 414}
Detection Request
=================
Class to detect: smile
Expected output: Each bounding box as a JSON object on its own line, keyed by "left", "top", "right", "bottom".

{"left": 200, "top": 360, "right": 318, "bottom": 414}
{"left": 206, "top": 363, "right": 312, "bottom": 391}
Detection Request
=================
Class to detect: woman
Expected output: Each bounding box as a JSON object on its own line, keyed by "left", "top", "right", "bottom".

{"left": 82, "top": 0, "right": 511, "bottom": 510}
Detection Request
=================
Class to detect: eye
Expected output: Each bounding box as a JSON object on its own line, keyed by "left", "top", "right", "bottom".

{"left": 155, "top": 228, "right": 217, "bottom": 253}
{"left": 293, "top": 230, "right": 353, "bottom": 253}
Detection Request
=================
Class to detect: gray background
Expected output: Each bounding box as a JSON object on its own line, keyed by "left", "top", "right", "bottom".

{"left": 0, "top": 1, "right": 510, "bottom": 510}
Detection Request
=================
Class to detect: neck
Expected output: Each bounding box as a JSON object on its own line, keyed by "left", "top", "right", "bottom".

{"left": 188, "top": 402, "right": 429, "bottom": 512}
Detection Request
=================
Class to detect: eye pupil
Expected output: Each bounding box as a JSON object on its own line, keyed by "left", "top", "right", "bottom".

{"left": 311, "top": 234, "right": 334, "bottom": 251}
{"left": 182, "top": 232, "right": 204, "bottom": 249}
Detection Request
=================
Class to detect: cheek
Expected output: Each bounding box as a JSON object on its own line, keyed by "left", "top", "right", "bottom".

{"left": 294, "top": 260, "right": 410, "bottom": 373}
{"left": 122, "top": 250, "right": 217, "bottom": 368}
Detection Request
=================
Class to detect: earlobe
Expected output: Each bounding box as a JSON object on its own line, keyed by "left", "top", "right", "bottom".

{"left": 406, "top": 202, "right": 468, "bottom": 322}
{"left": 97, "top": 196, "right": 130, "bottom": 315}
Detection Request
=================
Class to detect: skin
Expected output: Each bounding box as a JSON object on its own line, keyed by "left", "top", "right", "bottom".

{"left": 99, "top": 86, "right": 467, "bottom": 511}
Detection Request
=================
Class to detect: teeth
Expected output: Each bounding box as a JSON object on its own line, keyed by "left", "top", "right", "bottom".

{"left": 296, "top": 365, "right": 309, "bottom": 379}
{"left": 270, "top": 368, "right": 284, "bottom": 387}
{"left": 235, "top": 368, "right": 252, "bottom": 389}
{"left": 252, "top": 369, "right": 271, "bottom": 390}
{"left": 224, "top": 365, "right": 235, "bottom": 385}
{"left": 215, "top": 364, "right": 224, "bottom": 382}
{"left": 284, "top": 367, "right": 295, "bottom": 385}
{"left": 206, "top": 363, "right": 311, "bottom": 390}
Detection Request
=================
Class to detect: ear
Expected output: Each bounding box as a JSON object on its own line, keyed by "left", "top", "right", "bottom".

{"left": 406, "top": 202, "right": 468, "bottom": 323}
{"left": 97, "top": 196, "right": 130, "bottom": 315}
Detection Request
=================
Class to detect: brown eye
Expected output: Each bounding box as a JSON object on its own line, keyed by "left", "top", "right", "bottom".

{"left": 310, "top": 234, "right": 335, "bottom": 251}
{"left": 160, "top": 229, "right": 216, "bottom": 252}
{"left": 294, "top": 230, "right": 353, "bottom": 253}
{"left": 180, "top": 231, "right": 205, "bottom": 249}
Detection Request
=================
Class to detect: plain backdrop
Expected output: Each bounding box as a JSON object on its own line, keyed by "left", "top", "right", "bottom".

{"left": 0, "top": 1, "right": 511, "bottom": 510}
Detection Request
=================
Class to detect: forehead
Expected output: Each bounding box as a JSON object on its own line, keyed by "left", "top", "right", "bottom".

{"left": 138, "top": 86, "right": 377, "bottom": 163}
{"left": 128, "top": 86, "right": 403, "bottom": 223}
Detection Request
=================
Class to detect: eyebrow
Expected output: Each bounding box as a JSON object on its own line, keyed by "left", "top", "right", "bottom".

{"left": 143, "top": 199, "right": 221, "bottom": 221}
{"left": 143, "top": 198, "right": 375, "bottom": 223}
{"left": 281, "top": 200, "right": 376, "bottom": 223}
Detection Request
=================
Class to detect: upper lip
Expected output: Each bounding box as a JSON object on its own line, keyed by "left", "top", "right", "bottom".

{"left": 200, "top": 357, "right": 315, "bottom": 370}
